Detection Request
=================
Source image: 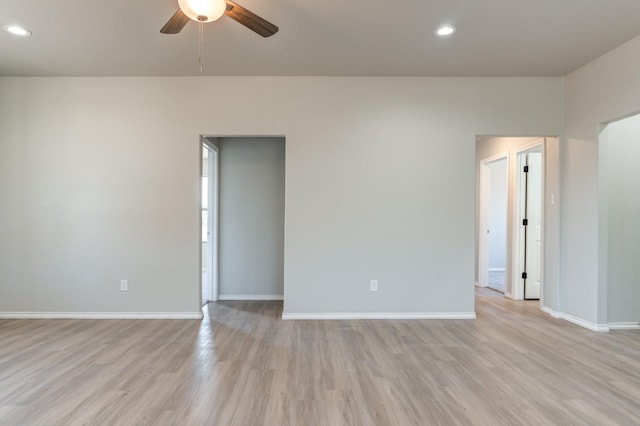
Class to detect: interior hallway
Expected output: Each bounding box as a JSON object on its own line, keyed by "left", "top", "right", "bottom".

{"left": 1, "top": 288, "right": 639, "bottom": 425}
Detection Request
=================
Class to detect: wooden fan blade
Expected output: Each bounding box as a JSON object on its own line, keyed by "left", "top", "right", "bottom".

{"left": 160, "top": 9, "right": 190, "bottom": 34}
{"left": 224, "top": 1, "right": 279, "bottom": 37}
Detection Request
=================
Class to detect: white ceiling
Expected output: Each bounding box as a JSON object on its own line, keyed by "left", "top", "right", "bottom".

{"left": 2, "top": 0, "right": 640, "bottom": 77}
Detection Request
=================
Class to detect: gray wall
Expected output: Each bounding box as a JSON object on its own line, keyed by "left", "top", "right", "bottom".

{"left": 0, "top": 76, "right": 563, "bottom": 316}
{"left": 564, "top": 33, "right": 640, "bottom": 327}
{"left": 2, "top": 34, "right": 640, "bottom": 326}
{"left": 605, "top": 114, "right": 640, "bottom": 324}
{"left": 218, "top": 137, "right": 285, "bottom": 298}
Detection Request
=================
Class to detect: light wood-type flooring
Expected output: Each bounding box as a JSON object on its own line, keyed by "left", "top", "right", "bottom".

{"left": 1, "top": 288, "right": 640, "bottom": 425}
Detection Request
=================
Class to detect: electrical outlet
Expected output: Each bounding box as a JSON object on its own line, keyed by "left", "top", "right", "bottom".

{"left": 120, "top": 279, "right": 128, "bottom": 292}
{"left": 370, "top": 280, "right": 379, "bottom": 292}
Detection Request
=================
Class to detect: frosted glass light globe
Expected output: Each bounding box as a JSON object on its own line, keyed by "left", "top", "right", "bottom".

{"left": 178, "top": 0, "right": 227, "bottom": 23}
{"left": 435, "top": 25, "right": 457, "bottom": 36}
{"left": 3, "top": 24, "right": 31, "bottom": 36}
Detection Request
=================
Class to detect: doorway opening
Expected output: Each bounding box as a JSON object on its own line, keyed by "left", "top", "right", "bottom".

{"left": 201, "top": 141, "right": 219, "bottom": 305}
{"left": 476, "top": 136, "right": 551, "bottom": 302}
{"left": 201, "top": 136, "right": 285, "bottom": 302}
{"left": 478, "top": 155, "right": 508, "bottom": 293}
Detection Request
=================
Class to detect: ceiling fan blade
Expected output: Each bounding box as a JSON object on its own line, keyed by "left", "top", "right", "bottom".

{"left": 160, "top": 9, "right": 190, "bottom": 34}
{"left": 224, "top": 1, "right": 279, "bottom": 37}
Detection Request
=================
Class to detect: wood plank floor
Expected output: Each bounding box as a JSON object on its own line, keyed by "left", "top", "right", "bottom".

{"left": 1, "top": 288, "right": 640, "bottom": 425}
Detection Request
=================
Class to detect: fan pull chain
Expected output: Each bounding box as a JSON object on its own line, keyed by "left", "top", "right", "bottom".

{"left": 198, "top": 22, "right": 204, "bottom": 73}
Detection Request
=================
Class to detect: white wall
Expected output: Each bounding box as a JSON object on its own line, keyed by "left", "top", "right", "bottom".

{"left": 564, "top": 34, "right": 640, "bottom": 327}
{"left": 217, "top": 137, "right": 285, "bottom": 298}
{"left": 0, "top": 76, "right": 563, "bottom": 317}
{"left": 603, "top": 114, "right": 640, "bottom": 324}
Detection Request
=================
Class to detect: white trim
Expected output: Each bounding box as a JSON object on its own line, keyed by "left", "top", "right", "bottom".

{"left": 513, "top": 138, "right": 546, "bottom": 154}
{"left": 541, "top": 305, "right": 561, "bottom": 318}
{"left": 560, "top": 312, "right": 610, "bottom": 332}
{"left": 608, "top": 322, "right": 640, "bottom": 330}
{"left": 218, "top": 294, "right": 284, "bottom": 301}
{"left": 282, "top": 312, "right": 476, "bottom": 320}
{"left": 201, "top": 138, "right": 220, "bottom": 304}
{"left": 0, "top": 312, "right": 204, "bottom": 320}
{"left": 210, "top": 143, "right": 219, "bottom": 302}
{"left": 540, "top": 307, "right": 609, "bottom": 332}
{"left": 488, "top": 268, "right": 506, "bottom": 272}
{"left": 481, "top": 151, "right": 511, "bottom": 165}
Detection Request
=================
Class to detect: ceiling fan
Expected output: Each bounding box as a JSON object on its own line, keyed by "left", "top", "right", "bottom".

{"left": 161, "top": 0, "right": 278, "bottom": 37}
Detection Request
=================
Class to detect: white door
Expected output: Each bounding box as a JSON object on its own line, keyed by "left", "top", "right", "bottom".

{"left": 201, "top": 143, "right": 219, "bottom": 305}
{"left": 201, "top": 146, "right": 210, "bottom": 305}
{"left": 478, "top": 155, "right": 508, "bottom": 291}
{"left": 478, "top": 163, "right": 490, "bottom": 288}
{"left": 208, "top": 146, "right": 219, "bottom": 302}
{"left": 523, "top": 151, "right": 543, "bottom": 299}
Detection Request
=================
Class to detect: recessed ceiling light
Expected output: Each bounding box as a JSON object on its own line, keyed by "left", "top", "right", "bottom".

{"left": 3, "top": 24, "right": 32, "bottom": 37}
{"left": 436, "top": 25, "right": 457, "bottom": 37}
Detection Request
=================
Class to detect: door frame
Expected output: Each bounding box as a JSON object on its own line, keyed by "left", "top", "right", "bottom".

{"left": 478, "top": 152, "right": 509, "bottom": 290}
{"left": 201, "top": 138, "right": 220, "bottom": 303}
{"left": 513, "top": 141, "right": 545, "bottom": 302}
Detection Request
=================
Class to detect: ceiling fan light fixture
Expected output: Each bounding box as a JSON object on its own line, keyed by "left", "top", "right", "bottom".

{"left": 436, "top": 25, "right": 457, "bottom": 37}
{"left": 3, "top": 24, "right": 31, "bottom": 37}
{"left": 178, "top": 0, "right": 227, "bottom": 23}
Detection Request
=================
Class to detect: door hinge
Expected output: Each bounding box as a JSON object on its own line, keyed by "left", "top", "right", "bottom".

{"left": 522, "top": 218, "right": 528, "bottom": 226}
{"left": 521, "top": 272, "right": 528, "bottom": 279}
{"left": 523, "top": 165, "right": 529, "bottom": 173}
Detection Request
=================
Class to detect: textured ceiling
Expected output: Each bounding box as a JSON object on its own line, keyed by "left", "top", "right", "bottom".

{"left": 2, "top": 0, "right": 640, "bottom": 77}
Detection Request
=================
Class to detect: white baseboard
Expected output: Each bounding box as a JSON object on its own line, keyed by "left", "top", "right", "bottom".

{"left": 0, "top": 312, "right": 203, "bottom": 320}
{"left": 218, "top": 294, "right": 284, "bottom": 301}
{"left": 541, "top": 306, "right": 609, "bottom": 332}
{"left": 282, "top": 312, "right": 476, "bottom": 320}
{"left": 608, "top": 322, "right": 640, "bottom": 330}
{"left": 561, "top": 313, "right": 610, "bottom": 332}
{"left": 541, "top": 305, "right": 561, "bottom": 318}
